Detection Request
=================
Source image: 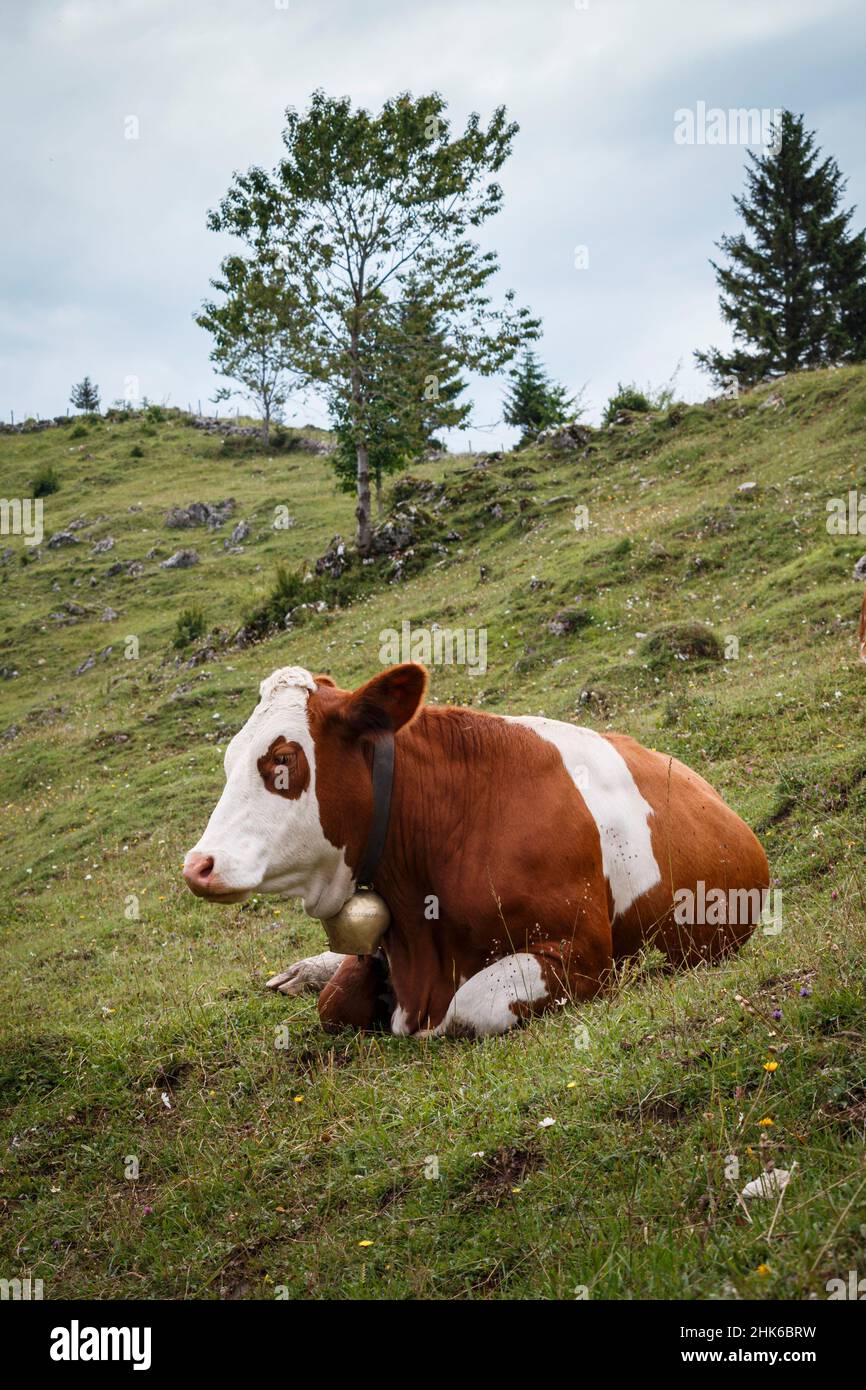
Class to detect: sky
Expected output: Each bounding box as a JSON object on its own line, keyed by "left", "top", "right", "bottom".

{"left": 1, "top": 0, "right": 866, "bottom": 446}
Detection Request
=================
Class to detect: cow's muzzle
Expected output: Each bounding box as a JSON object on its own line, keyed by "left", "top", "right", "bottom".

{"left": 182, "top": 852, "right": 250, "bottom": 903}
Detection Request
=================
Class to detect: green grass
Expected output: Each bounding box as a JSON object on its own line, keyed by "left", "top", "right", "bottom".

{"left": 1, "top": 371, "right": 865, "bottom": 1300}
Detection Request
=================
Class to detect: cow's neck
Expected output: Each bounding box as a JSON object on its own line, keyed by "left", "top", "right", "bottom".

{"left": 375, "top": 704, "right": 501, "bottom": 917}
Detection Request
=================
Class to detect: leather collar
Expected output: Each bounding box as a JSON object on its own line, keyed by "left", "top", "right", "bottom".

{"left": 356, "top": 730, "right": 395, "bottom": 887}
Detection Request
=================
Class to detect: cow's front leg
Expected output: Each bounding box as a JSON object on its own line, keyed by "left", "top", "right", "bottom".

{"left": 433, "top": 941, "right": 609, "bottom": 1039}
{"left": 265, "top": 951, "right": 346, "bottom": 996}
{"left": 318, "top": 951, "right": 395, "bottom": 1032}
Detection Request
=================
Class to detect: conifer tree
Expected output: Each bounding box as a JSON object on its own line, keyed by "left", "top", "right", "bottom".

{"left": 696, "top": 111, "right": 866, "bottom": 387}
{"left": 503, "top": 350, "right": 575, "bottom": 442}
{"left": 70, "top": 376, "right": 100, "bottom": 414}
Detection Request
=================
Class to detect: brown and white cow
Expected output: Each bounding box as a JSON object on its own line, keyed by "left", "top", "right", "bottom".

{"left": 855, "top": 555, "right": 866, "bottom": 663}
{"left": 183, "top": 664, "right": 769, "bottom": 1038}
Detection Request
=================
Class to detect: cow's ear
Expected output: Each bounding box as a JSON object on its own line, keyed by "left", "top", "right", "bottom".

{"left": 314, "top": 674, "right": 336, "bottom": 689}
{"left": 343, "top": 664, "right": 428, "bottom": 736}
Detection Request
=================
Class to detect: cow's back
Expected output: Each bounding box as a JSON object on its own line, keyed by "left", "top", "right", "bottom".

{"left": 510, "top": 716, "right": 768, "bottom": 967}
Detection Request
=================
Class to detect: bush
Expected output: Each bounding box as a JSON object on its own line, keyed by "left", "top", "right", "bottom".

{"left": 130, "top": 445, "right": 145, "bottom": 459}
{"left": 31, "top": 464, "right": 59, "bottom": 498}
{"left": 70, "top": 423, "right": 88, "bottom": 439}
{"left": 602, "top": 382, "right": 652, "bottom": 425}
{"left": 639, "top": 622, "right": 723, "bottom": 667}
{"left": 172, "top": 605, "right": 207, "bottom": 649}
{"left": 243, "top": 564, "right": 309, "bottom": 639}
{"left": 242, "top": 558, "right": 379, "bottom": 643}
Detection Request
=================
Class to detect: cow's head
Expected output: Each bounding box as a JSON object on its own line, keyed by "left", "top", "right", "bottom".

{"left": 182, "top": 663, "right": 427, "bottom": 919}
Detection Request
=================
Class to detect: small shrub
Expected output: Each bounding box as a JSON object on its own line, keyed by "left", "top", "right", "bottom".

{"left": 31, "top": 464, "right": 60, "bottom": 498}
{"left": 243, "top": 564, "right": 309, "bottom": 638}
{"left": 602, "top": 382, "right": 652, "bottom": 425}
{"left": 640, "top": 622, "right": 722, "bottom": 667}
{"left": 146, "top": 405, "right": 166, "bottom": 424}
{"left": 70, "top": 423, "right": 88, "bottom": 439}
{"left": 130, "top": 445, "right": 145, "bottom": 459}
{"left": 173, "top": 605, "right": 206, "bottom": 649}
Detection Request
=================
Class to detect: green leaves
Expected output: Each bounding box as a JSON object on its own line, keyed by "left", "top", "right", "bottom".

{"left": 196, "top": 256, "right": 313, "bottom": 442}
{"left": 201, "top": 89, "right": 539, "bottom": 546}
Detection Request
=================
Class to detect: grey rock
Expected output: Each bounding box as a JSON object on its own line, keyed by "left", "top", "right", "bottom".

{"left": 315, "top": 535, "right": 351, "bottom": 579}
{"left": 160, "top": 549, "right": 200, "bottom": 570}
{"left": 370, "top": 511, "right": 417, "bottom": 554}
{"left": 548, "top": 607, "right": 590, "bottom": 637}
{"left": 284, "top": 600, "right": 328, "bottom": 628}
{"left": 536, "top": 421, "right": 594, "bottom": 451}
{"left": 47, "top": 530, "right": 79, "bottom": 548}
{"left": 74, "top": 645, "right": 113, "bottom": 675}
{"left": 91, "top": 536, "right": 115, "bottom": 555}
{"left": 165, "top": 499, "right": 235, "bottom": 529}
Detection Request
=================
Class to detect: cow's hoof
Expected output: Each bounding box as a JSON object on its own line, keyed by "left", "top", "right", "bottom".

{"left": 265, "top": 951, "right": 346, "bottom": 996}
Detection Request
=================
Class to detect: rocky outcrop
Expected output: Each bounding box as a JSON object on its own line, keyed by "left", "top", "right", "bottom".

{"left": 160, "top": 549, "right": 200, "bottom": 570}
{"left": 164, "top": 499, "right": 235, "bottom": 529}
{"left": 535, "top": 422, "right": 594, "bottom": 451}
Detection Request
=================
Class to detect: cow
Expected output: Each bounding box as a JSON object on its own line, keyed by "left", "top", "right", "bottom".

{"left": 183, "top": 663, "right": 769, "bottom": 1038}
{"left": 855, "top": 556, "right": 866, "bottom": 663}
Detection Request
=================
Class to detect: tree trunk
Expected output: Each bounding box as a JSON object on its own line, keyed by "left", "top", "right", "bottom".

{"left": 376, "top": 471, "right": 383, "bottom": 519}
{"left": 355, "top": 440, "right": 373, "bottom": 553}
{"left": 349, "top": 311, "right": 373, "bottom": 553}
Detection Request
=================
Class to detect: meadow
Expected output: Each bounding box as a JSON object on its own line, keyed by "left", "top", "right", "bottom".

{"left": 1, "top": 367, "right": 865, "bottom": 1299}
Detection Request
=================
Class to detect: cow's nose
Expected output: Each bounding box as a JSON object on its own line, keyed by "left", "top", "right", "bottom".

{"left": 183, "top": 852, "right": 215, "bottom": 895}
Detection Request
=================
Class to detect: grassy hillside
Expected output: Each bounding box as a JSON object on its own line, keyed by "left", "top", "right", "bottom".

{"left": 1, "top": 368, "right": 865, "bottom": 1300}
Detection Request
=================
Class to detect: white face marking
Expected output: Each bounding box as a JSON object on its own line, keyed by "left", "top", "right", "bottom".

{"left": 507, "top": 716, "right": 661, "bottom": 918}
{"left": 433, "top": 954, "right": 548, "bottom": 1038}
{"left": 185, "top": 666, "right": 354, "bottom": 919}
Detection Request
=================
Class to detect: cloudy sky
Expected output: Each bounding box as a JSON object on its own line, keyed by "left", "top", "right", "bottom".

{"left": 2, "top": 0, "right": 865, "bottom": 444}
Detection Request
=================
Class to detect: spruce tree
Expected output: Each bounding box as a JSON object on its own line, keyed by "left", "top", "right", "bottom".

{"left": 503, "top": 350, "right": 575, "bottom": 442}
{"left": 696, "top": 111, "right": 866, "bottom": 388}
{"left": 70, "top": 376, "right": 100, "bottom": 414}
